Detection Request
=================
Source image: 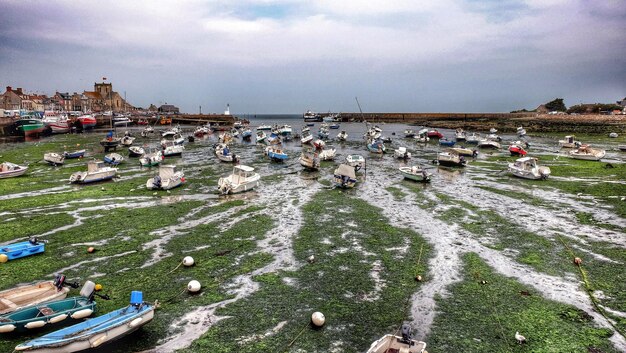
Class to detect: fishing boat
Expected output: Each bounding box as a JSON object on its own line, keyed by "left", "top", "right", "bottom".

{"left": 103, "top": 153, "right": 124, "bottom": 165}
{"left": 299, "top": 151, "right": 320, "bottom": 170}
{"left": 455, "top": 128, "right": 466, "bottom": 141}
{"left": 303, "top": 110, "right": 321, "bottom": 122}
{"left": 121, "top": 135, "right": 135, "bottom": 147}
{"left": 257, "top": 124, "right": 272, "bottom": 131}
{"left": 43, "top": 113, "right": 71, "bottom": 134}
{"left": 509, "top": 143, "right": 527, "bottom": 156}
{"left": 0, "top": 162, "right": 28, "bottom": 178}
{"left": 449, "top": 147, "right": 476, "bottom": 157}
{"left": 256, "top": 131, "right": 267, "bottom": 144}
{"left": 477, "top": 139, "right": 501, "bottom": 149}
{"left": 399, "top": 165, "right": 431, "bottom": 182}
{"left": 215, "top": 144, "right": 238, "bottom": 163}
{"left": 319, "top": 148, "right": 336, "bottom": 161}
{"left": 139, "top": 150, "right": 164, "bottom": 167}
{"left": 14, "top": 117, "right": 46, "bottom": 138}
{"left": 517, "top": 126, "right": 527, "bottom": 137}
{"left": 99, "top": 131, "right": 121, "bottom": 152}
{"left": 76, "top": 115, "right": 97, "bottom": 130}
{"left": 414, "top": 129, "right": 429, "bottom": 143}
{"left": 367, "top": 139, "right": 386, "bottom": 154}
{"left": 301, "top": 129, "right": 313, "bottom": 145}
{"left": 465, "top": 132, "right": 481, "bottom": 144}
{"left": 568, "top": 145, "right": 606, "bottom": 161}
{"left": 69, "top": 161, "right": 117, "bottom": 184}
{"left": 241, "top": 128, "right": 253, "bottom": 140}
{"left": 162, "top": 142, "right": 184, "bottom": 157}
{"left": 439, "top": 138, "right": 455, "bottom": 147}
{"left": 140, "top": 126, "right": 155, "bottom": 138}
{"left": 508, "top": 157, "right": 551, "bottom": 180}
{"left": 146, "top": 165, "right": 185, "bottom": 190}
{"left": 427, "top": 129, "right": 443, "bottom": 139}
{"left": 161, "top": 133, "right": 185, "bottom": 147}
{"left": 366, "top": 325, "right": 427, "bottom": 353}
{"left": 128, "top": 146, "right": 145, "bottom": 157}
{"left": 437, "top": 150, "right": 466, "bottom": 167}
{"left": 14, "top": 291, "right": 155, "bottom": 353}
{"left": 217, "top": 165, "right": 260, "bottom": 194}
{"left": 404, "top": 129, "right": 416, "bottom": 138}
{"left": 0, "top": 281, "right": 100, "bottom": 333}
{"left": 44, "top": 153, "right": 65, "bottom": 166}
{"left": 333, "top": 164, "right": 357, "bottom": 188}
{"left": 558, "top": 135, "right": 581, "bottom": 148}
{"left": 346, "top": 154, "right": 366, "bottom": 171}
{"left": 394, "top": 147, "right": 411, "bottom": 159}
{"left": 266, "top": 146, "right": 288, "bottom": 162}
{"left": 0, "top": 276, "right": 75, "bottom": 315}
{"left": 336, "top": 130, "right": 348, "bottom": 141}
{"left": 63, "top": 150, "right": 85, "bottom": 159}
{"left": 0, "top": 238, "right": 44, "bottom": 262}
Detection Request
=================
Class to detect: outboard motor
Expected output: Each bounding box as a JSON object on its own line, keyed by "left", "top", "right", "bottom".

{"left": 53, "top": 274, "right": 67, "bottom": 290}
{"left": 29, "top": 237, "right": 39, "bottom": 245}
{"left": 153, "top": 175, "right": 162, "bottom": 188}
{"left": 130, "top": 291, "right": 143, "bottom": 308}
{"left": 400, "top": 324, "right": 414, "bottom": 345}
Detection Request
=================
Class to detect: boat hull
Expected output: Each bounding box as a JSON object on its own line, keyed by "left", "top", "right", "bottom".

{"left": 0, "top": 297, "right": 95, "bottom": 333}
{"left": 0, "top": 282, "right": 70, "bottom": 315}
{"left": 0, "top": 163, "right": 28, "bottom": 179}
{"left": 0, "top": 241, "right": 45, "bottom": 261}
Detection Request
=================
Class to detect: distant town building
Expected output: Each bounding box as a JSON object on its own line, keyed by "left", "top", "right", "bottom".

{"left": 535, "top": 104, "right": 548, "bottom": 114}
{"left": 1, "top": 86, "right": 22, "bottom": 111}
{"left": 158, "top": 104, "right": 180, "bottom": 114}
{"left": 83, "top": 82, "right": 133, "bottom": 112}
{"left": 617, "top": 97, "right": 626, "bottom": 107}
{"left": 148, "top": 104, "right": 158, "bottom": 112}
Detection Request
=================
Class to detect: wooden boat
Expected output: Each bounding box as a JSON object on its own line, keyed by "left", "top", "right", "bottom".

{"left": 140, "top": 150, "right": 164, "bottom": 167}
{"left": 400, "top": 166, "right": 431, "bottom": 182}
{"left": 439, "top": 138, "right": 455, "bottom": 147}
{"left": 0, "top": 281, "right": 99, "bottom": 333}
{"left": 128, "top": 146, "right": 145, "bottom": 157}
{"left": 394, "top": 147, "right": 411, "bottom": 159}
{"left": 366, "top": 325, "right": 427, "bottom": 353}
{"left": 69, "top": 161, "right": 117, "bottom": 184}
{"left": 477, "top": 139, "right": 501, "bottom": 149}
{"left": 0, "top": 276, "right": 74, "bottom": 315}
{"left": 14, "top": 291, "right": 154, "bottom": 353}
{"left": 319, "top": 148, "right": 336, "bottom": 161}
{"left": 336, "top": 130, "right": 348, "bottom": 141}
{"left": 509, "top": 143, "right": 527, "bottom": 156}
{"left": 568, "top": 145, "right": 605, "bottom": 161}
{"left": 162, "top": 142, "right": 184, "bottom": 157}
{"left": 218, "top": 165, "right": 260, "bottom": 195}
{"left": 0, "top": 162, "right": 28, "bottom": 179}
{"left": 0, "top": 239, "right": 44, "bottom": 262}
{"left": 103, "top": 153, "right": 124, "bottom": 165}
{"left": 299, "top": 151, "right": 320, "bottom": 170}
{"left": 266, "top": 146, "right": 288, "bottom": 162}
{"left": 508, "top": 157, "right": 551, "bottom": 180}
{"left": 438, "top": 150, "right": 466, "bottom": 167}
{"left": 215, "top": 144, "right": 238, "bottom": 163}
{"left": 146, "top": 165, "right": 185, "bottom": 190}
{"left": 449, "top": 147, "right": 476, "bottom": 157}
{"left": 333, "top": 164, "right": 357, "bottom": 188}
{"left": 44, "top": 153, "right": 65, "bottom": 166}
{"left": 346, "top": 154, "right": 366, "bottom": 171}
{"left": 63, "top": 150, "right": 85, "bottom": 159}
{"left": 558, "top": 135, "right": 580, "bottom": 148}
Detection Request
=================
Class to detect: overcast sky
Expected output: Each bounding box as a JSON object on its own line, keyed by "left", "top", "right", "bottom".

{"left": 1, "top": 0, "right": 624, "bottom": 114}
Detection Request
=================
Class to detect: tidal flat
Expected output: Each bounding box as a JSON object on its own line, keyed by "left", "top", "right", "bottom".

{"left": 0, "top": 121, "right": 625, "bottom": 353}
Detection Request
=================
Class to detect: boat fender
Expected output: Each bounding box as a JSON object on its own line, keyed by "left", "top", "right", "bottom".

{"left": 25, "top": 320, "right": 46, "bottom": 329}
{"left": 49, "top": 314, "right": 68, "bottom": 324}
{"left": 90, "top": 334, "right": 108, "bottom": 347}
{"left": 71, "top": 309, "right": 94, "bottom": 319}
{"left": 0, "top": 324, "right": 16, "bottom": 333}
{"left": 128, "top": 317, "right": 143, "bottom": 328}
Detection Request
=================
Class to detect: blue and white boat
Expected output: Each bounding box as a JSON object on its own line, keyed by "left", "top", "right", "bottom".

{"left": 63, "top": 150, "right": 85, "bottom": 159}
{"left": 241, "top": 128, "right": 252, "bottom": 140}
{"left": 103, "top": 153, "right": 124, "bottom": 165}
{"left": 14, "top": 291, "right": 155, "bottom": 353}
{"left": 439, "top": 138, "right": 456, "bottom": 147}
{"left": 265, "top": 146, "right": 289, "bottom": 162}
{"left": 329, "top": 122, "right": 340, "bottom": 129}
{"left": 0, "top": 238, "right": 44, "bottom": 262}
{"left": 367, "top": 139, "right": 386, "bottom": 154}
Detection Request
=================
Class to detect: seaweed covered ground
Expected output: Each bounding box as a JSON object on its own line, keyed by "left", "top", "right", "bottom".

{"left": 0, "top": 122, "right": 625, "bottom": 353}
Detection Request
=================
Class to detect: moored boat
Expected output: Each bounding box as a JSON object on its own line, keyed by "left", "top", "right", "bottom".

{"left": 366, "top": 325, "right": 427, "bottom": 353}
{"left": 394, "top": 146, "right": 411, "bottom": 159}
{"left": 76, "top": 115, "right": 97, "bottom": 130}
{"left": 0, "top": 276, "right": 75, "bottom": 315}
{"left": 439, "top": 138, "right": 455, "bottom": 147}
{"left": 14, "top": 118, "right": 46, "bottom": 138}
{"left": 215, "top": 144, "right": 238, "bottom": 163}
{"left": 404, "top": 129, "right": 416, "bottom": 138}
{"left": 301, "top": 129, "right": 313, "bottom": 145}
{"left": 0, "top": 162, "right": 28, "bottom": 178}
{"left": 319, "top": 148, "right": 336, "bottom": 161}
{"left": 558, "top": 135, "right": 580, "bottom": 148}
{"left": 455, "top": 128, "right": 466, "bottom": 141}
{"left": 69, "top": 161, "right": 117, "bottom": 184}
{"left": 568, "top": 145, "right": 605, "bottom": 161}
{"left": 346, "top": 154, "right": 366, "bottom": 171}
{"left": 14, "top": 291, "right": 155, "bottom": 353}
{"left": 517, "top": 126, "right": 527, "bottom": 137}
{"left": 509, "top": 143, "right": 527, "bottom": 156}
{"left": 121, "top": 135, "right": 135, "bottom": 146}
{"left": 257, "top": 124, "right": 272, "bottom": 131}
{"left": 217, "top": 165, "right": 260, "bottom": 194}
{"left": 265, "top": 146, "right": 288, "bottom": 162}
{"left": 162, "top": 142, "right": 184, "bottom": 157}
{"left": 399, "top": 165, "right": 431, "bottom": 182}
{"left": 438, "top": 150, "right": 466, "bottom": 167}
{"left": 299, "top": 151, "right": 320, "bottom": 170}
{"left": 465, "top": 132, "right": 481, "bottom": 144}
{"left": 618, "top": 145, "right": 626, "bottom": 152}
{"left": 333, "top": 164, "right": 357, "bottom": 188}
{"left": 103, "top": 153, "right": 124, "bottom": 165}
{"left": 508, "top": 157, "right": 551, "bottom": 180}
{"left": 44, "top": 153, "right": 65, "bottom": 166}
{"left": 367, "top": 139, "right": 386, "bottom": 154}
{"left": 63, "top": 150, "right": 85, "bottom": 159}
{"left": 477, "top": 139, "right": 501, "bottom": 149}
{"left": 99, "top": 131, "right": 121, "bottom": 152}
{"left": 256, "top": 131, "right": 267, "bottom": 144}
{"left": 449, "top": 147, "right": 476, "bottom": 157}
{"left": 128, "top": 146, "right": 145, "bottom": 157}
{"left": 139, "top": 150, "right": 164, "bottom": 167}
{"left": 427, "top": 129, "right": 443, "bottom": 139}
{"left": 0, "top": 238, "right": 44, "bottom": 262}
{"left": 146, "top": 165, "right": 185, "bottom": 190}
{"left": 336, "top": 130, "right": 348, "bottom": 141}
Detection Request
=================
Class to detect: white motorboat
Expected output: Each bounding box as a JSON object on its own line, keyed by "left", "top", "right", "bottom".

{"left": 162, "top": 142, "right": 184, "bottom": 157}
{"left": 319, "top": 148, "right": 336, "bottom": 161}
{"left": 128, "top": 146, "right": 145, "bottom": 157}
{"left": 121, "top": 135, "right": 135, "bottom": 146}
{"left": 477, "top": 139, "right": 501, "bottom": 149}
{"left": 404, "top": 129, "right": 416, "bottom": 138}
{"left": 141, "top": 126, "right": 154, "bottom": 138}
{"left": 465, "top": 132, "right": 481, "bottom": 144}
{"left": 257, "top": 124, "right": 272, "bottom": 131}
{"left": 366, "top": 325, "right": 427, "bottom": 353}
{"left": 508, "top": 157, "right": 551, "bottom": 180}
{"left": 336, "top": 130, "right": 348, "bottom": 141}
{"left": 558, "top": 135, "right": 580, "bottom": 148}
{"left": 517, "top": 126, "right": 527, "bottom": 137}
{"left": 139, "top": 150, "right": 164, "bottom": 167}
{"left": 146, "top": 165, "right": 185, "bottom": 190}
{"left": 299, "top": 151, "right": 320, "bottom": 170}
{"left": 103, "top": 153, "right": 124, "bottom": 165}
{"left": 44, "top": 152, "right": 65, "bottom": 166}
{"left": 161, "top": 125, "right": 181, "bottom": 137}
{"left": 0, "top": 162, "right": 28, "bottom": 179}
{"left": 333, "top": 164, "right": 357, "bottom": 188}
{"left": 217, "top": 165, "right": 260, "bottom": 195}
{"left": 449, "top": 147, "right": 476, "bottom": 157}
{"left": 568, "top": 145, "right": 605, "bottom": 161}
{"left": 346, "top": 154, "right": 366, "bottom": 171}
{"left": 399, "top": 165, "right": 431, "bottom": 182}
{"left": 394, "top": 146, "right": 411, "bottom": 159}
{"left": 69, "top": 161, "right": 117, "bottom": 184}
{"left": 161, "top": 133, "right": 184, "bottom": 147}
{"left": 301, "top": 129, "right": 313, "bottom": 145}
{"left": 438, "top": 150, "right": 466, "bottom": 167}
{"left": 256, "top": 131, "right": 267, "bottom": 144}
{"left": 215, "top": 144, "right": 238, "bottom": 163}
{"left": 455, "top": 128, "right": 466, "bottom": 141}
{"left": 489, "top": 127, "right": 498, "bottom": 134}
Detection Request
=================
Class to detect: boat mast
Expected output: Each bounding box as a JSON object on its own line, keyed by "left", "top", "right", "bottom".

{"left": 355, "top": 97, "right": 364, "bottom": 121}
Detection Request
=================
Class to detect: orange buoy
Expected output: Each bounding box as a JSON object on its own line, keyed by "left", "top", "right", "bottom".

{"left": 574, "top": 257, "right": 582, "bottom": 265}
{"left": 87, "top": 247, "right": 95, "bottom": 253}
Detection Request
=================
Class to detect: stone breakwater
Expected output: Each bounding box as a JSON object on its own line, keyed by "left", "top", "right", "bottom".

{"left": 338, "top": 112, "right": 626, "bottom": 133}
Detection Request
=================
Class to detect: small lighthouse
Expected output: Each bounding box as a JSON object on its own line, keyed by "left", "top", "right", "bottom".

{"left": 224, "top": 104, "right": 230, "bottom": 115}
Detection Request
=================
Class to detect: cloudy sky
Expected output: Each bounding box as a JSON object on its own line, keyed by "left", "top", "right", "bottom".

{"left": 1, "top": 0, "right": 624, "bottom": 114}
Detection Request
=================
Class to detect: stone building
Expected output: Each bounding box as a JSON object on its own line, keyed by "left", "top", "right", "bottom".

{"left": 83, "top": 82, "right": 133, "bottom": 112}
{"left": 158, "top": 104, "right": 180, "bottom": 114}
{"left": 1, "top": 86, "right": 22, "bottom": 111}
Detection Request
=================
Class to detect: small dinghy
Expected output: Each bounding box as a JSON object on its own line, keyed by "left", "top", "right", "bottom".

{"left": 218, "top": 165, "right": 260, "bottom": 195}
{"left": 44, "top": 152, "right": 65, "bottom": 166}
{"left": 14, "top": 291, "right": 155, "bottom": 353}
{"left": 400, "top": 166, "right": 431, "bottom": 182}
{"left": 215, "top": 144, "right": 238, "bottom": 163}
{"left": 266, "top": 146, "right": 288, "bottom": 162}
{"left": 568, "top": 144, "right": 606, "bottom": 161}
{"left": 0, "top": 238, "right": 44, "bottom": 262}
{"left": 394, "top": 147, "right": 411, "bottom": 159}
{"left": 69, "top": 161, "right": 117, "bottom": 184}
{"left": 146, "top": 165, "right": 185, "bottom": 190}
{"left": 508, "top": 157, "right": 551, "bottom": 180}
{"left": 162, "top": 142, "right": 184, "bottom": 157}
{"left": 0, "top": 162, "right": 28, "bottom": 179}
{"left": 63, "top": 150, "right": 85, "bottom": 159}
{"left": 333, "top": 164, "right": 357, "bottom": 188}
{"left": 0, "top": 281, "right": 103, "bottom": 333}
{"left": 103, "top": 153, "right": 124, "bottom": 165}
{"left": 0, "top": 275, "right": 76, "bottom": 315}
{"left": 366, "top": 324, "right": 427, "bottom": 353}
{"left": 509, "top": 143, "right": 527, "bottom": 156}
{"left": 121, "top": 135, "right": 135, "bottom": 146}
{"left": 128, "top": 146, "right": 145, "bottom": 157}
{"left": 140, "top": 150, "right": 164, "bottom": 167}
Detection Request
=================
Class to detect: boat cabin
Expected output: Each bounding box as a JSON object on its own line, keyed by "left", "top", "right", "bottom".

{"left": 87, "top": 161, "right": 106, "bottom": 172}
{"left": 513, "top": 157, "right": 537, "bottom": 170}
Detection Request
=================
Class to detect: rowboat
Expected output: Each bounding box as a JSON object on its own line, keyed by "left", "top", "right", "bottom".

{"left": 63, "top": 150, "right": 85, "bottom": 159}
{"left": 568, "top": 145, "right": 605, "bottom": 161}
{"left": 146, "top": 165, "right": 185, "bottom": 190}
{"left": 0, "top": 276, "right": 74, "bottom": 315}
{"left": 366, "top": 325, "right": 427, "bottom": 353}
{"left": 0, "top": 162, "right": 28, "bottom": 179}
{"left": 399, "top": 166, "right": 431, "bottom": 182}
{"left": 103, "top": 153, "right": 124, "bottom": 165}
{"left": 0, "top": 239, "right": 44, "bottom": 262}
{"left": 44, "top": 152, "right": 65, "bottom": 166}
{"left": 0, "top": 281, "right": 99, "bottom": 333}
{"left": 14, "top": 291, "right": 155, "bottom": 353}
{"left": 333, "top": 164, "right": 357, "bottom": 188}
{"left": 215, "top": 144, "right": 238, "bottom": 163}
{"left": 266, "top": 146, "right": 288, "bottom": 162}
{"left": 128, "top": 146, "right": 145, "bottom": 157}
{"left": 508, "top": 157, "right": 551, "bottom": 180}
{"left": 218, "top": 165, "right": 260, "bottom": 195}
{"left": 69, "top": 161, "right": 117, "bottom": 184}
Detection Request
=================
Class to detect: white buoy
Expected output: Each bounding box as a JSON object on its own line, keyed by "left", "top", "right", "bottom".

{"left": 187, "top": 280, "right": 201, "bottom": 293}
{"left": 183, "top": 256, "right": 195, "bottom": 267}
{"left": 311, "top": 312, "right": 325, "bottom": 327}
